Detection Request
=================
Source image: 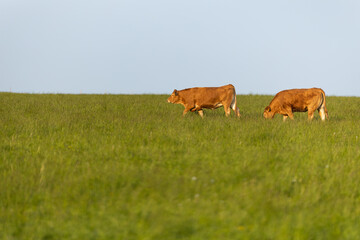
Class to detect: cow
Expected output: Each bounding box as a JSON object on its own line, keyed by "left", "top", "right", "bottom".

{"left": 263, "top": 88, "right": 329, "bottom": 121}
{"left": 167, "top": 84, "right": 241, "bottom": 118}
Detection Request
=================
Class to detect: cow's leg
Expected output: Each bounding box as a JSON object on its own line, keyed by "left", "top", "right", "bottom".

{"left": 318, "top": 108, "right": 326, "bottom": 121}
{"left": 308, "top": 110, "right": 315, "bottom": 121}
{"left": 191, "top": 104, "right": 204, "bottom": 118}
{"left": 283, "top": 115, "right": 288, "bottom": 121}
{"left": 233, "top": 106, "right": 241, "bottom": 117}
{"left": 198, "top": 109, "right": 204, "bottom": 118}
{"left": 224, "top": 105, "right": 231, "bottom": 117}
{"left": 288, "top": 112, "right": 294, "bottom": 120}
{"left": 183, "top": 105, "right": 193, "bottom": 116}
{"left": 231, "top": 101, "right": 241, "bottom": 117}
{"left": 325, "top": 107, "right": 329, "bottom": 119}
{"left": 284, "top": 108, "right": 294, "bottom": 120}
{"left": 191, "top": 104, "right": 200, "bottom": 112}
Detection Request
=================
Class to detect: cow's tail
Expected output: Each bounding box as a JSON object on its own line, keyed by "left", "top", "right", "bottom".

{"left": 230, "top": 87, "right": 241, "bottom": 117}
{"left": 318, "top": 89, "right": 329, "bottom": 121}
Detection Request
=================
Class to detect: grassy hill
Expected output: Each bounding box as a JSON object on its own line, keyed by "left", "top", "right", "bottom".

{"left": 1, "top": 93, "right": 360, "bottom": 239}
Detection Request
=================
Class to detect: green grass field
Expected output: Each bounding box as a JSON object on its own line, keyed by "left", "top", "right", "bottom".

{"left": 1, "top": 93, "right": 360, "bottom": 240}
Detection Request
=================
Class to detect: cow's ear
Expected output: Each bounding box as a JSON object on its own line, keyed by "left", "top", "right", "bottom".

{"left": 174, "top": 89, "right": 178, "bottom": 96}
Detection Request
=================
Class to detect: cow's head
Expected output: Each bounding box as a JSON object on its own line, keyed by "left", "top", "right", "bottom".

{"left": 263, "top": 106, "right": 275, "bottom": 119}
{"left": 167, "top": 89, "right": 180, "bottom": 103}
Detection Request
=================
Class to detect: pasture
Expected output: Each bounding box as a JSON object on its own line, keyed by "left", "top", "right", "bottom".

{"left": 1, "top": 93, "right": 360, "bottom": 240}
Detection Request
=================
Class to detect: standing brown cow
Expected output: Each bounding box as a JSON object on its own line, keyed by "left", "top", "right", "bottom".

{"left": 167, "top": 84, "right": 241, "bottom": 118}
{"left": 263, "top": 88, "right": 329, "bottom": 121}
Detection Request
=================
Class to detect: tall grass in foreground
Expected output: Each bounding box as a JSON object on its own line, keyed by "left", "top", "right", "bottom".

{"left": 1, "top": 93, "right": 360, "bottom": 240}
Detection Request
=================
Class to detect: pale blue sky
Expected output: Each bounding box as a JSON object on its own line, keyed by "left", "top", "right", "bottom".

{"left": 1, "top": 0, "right": 360, "bottom": 96}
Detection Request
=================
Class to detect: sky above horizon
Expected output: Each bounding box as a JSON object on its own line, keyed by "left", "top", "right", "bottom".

{"left": 1, "top": 0, "right": 360, "bottom": 96}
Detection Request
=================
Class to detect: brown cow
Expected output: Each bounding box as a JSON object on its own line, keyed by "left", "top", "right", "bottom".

{"left": 167, "top": 84, "right": 241, "bottom": 118}
{"left": 263, "top": 88, "right": 329, "bottom": 121}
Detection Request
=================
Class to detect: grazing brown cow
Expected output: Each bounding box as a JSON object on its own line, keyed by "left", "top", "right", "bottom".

{"left": 167, "top": 84, "right": 241, "bottom": 118}
{"left": 263, "top": 88, "right": 329, "bottom": 121}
